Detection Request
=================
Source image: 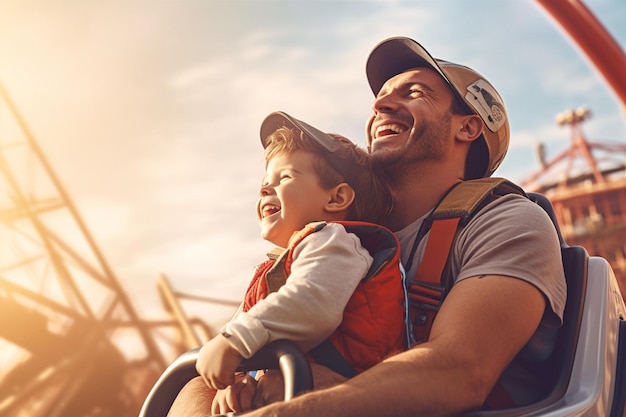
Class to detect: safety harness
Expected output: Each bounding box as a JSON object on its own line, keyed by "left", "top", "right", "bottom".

{"left": 406, "top": 177, "right": 526, "bottom": 410}
{"left": 406, "top": 177, "right": 526, "bottom": 345}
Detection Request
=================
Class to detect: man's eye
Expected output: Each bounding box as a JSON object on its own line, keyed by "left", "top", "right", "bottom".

{"left": 409, "top": 88, "right": 423, "bottom": 96}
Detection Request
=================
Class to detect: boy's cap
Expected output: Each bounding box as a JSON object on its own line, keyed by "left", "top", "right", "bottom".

{"left": 260, "top": 111, "right": 341, "bottom": 153}
{"left": 260, "top": 111, "right": 357, "bottom": 183}
{"left": 366, "top": 36, "right": 509, "bottom": 178}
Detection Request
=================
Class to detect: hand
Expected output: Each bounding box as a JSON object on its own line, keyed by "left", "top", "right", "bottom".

{"left": 251, "top": 363, "right": 348, "bottom": 408}
{"left": 196, "top": 334, "right": 244, "bottom": 390}
{"left": 252, "top": 369, "right": 284, "bottom": 409}
{"left": 211, "top": 374, "right": 257, "bottom": 415}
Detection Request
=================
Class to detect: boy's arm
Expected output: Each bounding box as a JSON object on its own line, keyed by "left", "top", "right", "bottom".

{"left": 224, "top": 224, "right": 372, "bottom": 358}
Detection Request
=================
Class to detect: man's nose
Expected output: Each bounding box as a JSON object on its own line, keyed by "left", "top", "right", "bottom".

{"left": 372, "top": 92, "right": 399, "bottom": 114}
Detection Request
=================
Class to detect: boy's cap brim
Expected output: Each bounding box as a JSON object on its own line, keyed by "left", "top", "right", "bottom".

{"left": 260, "top": 111, "right": 340, "bottom": 153}
{"left": 259, "top": 111, "right": 362, "bottom": 186}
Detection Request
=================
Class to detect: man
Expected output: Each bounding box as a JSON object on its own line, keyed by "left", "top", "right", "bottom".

{"left": 169, "top": 36, "right": 566, "bottom": 417}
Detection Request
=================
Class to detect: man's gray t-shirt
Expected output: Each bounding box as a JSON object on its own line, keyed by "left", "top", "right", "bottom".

{"left": 395, "top": 193, "right": 567, "bottom": 405}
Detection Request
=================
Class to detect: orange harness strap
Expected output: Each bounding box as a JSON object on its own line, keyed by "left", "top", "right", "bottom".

{"left": 406, "top": 178, "right": 526, "bottom": 410}
{"left": 408, "top": 217, "right": 460, "bottom": 306}
{"left": 408, "top": 178, "right": 525, "bottom": 343}
{"left": 408, "top": 217, "right": 460, "bottom": 344}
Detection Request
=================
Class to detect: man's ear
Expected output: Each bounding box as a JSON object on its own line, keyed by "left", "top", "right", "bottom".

{"left": 456, "top": 114, "right": 483, "bottom": 144}
{"left": 325, "top": 183, "right": 356, "bottom": 213}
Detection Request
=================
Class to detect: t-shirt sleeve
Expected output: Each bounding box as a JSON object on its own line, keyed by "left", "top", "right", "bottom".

{"left": 222, "top": 223, "right": 373, "bottom": 358}
{"left": 452, "top": 195, "right": 567, "bottom": 327}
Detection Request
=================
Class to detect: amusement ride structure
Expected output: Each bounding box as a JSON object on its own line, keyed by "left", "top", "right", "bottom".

{"left": 521, "top": 0, "right": 626, "bottom": 297}
{"left": 0, "top": 82, "right": 236, "bottom": 416}
{"left": 521, "top": 107, "right": 626, "bottom": 295}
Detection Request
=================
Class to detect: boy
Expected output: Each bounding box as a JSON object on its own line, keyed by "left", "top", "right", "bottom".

{"left": 194, "top": 111, "right": 406, "bottom": 415}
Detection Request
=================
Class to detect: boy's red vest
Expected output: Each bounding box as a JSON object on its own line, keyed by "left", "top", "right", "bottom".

{"left": 242, "top": 221, "right": 406, "bottom": 375}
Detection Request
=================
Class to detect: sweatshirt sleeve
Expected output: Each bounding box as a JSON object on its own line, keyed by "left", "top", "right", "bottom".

{"left": 221, "top": 223, "right": 373, "bottom": 358}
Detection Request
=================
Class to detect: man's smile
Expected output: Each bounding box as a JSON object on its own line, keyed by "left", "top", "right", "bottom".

{"left": 374, "top": 123, "right": 408, "bottom": 139}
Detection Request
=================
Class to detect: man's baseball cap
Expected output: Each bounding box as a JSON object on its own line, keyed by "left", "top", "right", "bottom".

{"left": 260, "top": 111, "right": 358, "bottom": 185}
{"left": 366, "top": 36, "right": 509, "bottom": 178}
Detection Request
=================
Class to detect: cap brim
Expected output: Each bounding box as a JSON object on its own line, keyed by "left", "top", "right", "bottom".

{"left": 366, "top": 36, "right": 453, "bottom": 96}
{"left": 260, "top": 111, "right": 340, "bottom": 153}
{"left": 259, "top": 111, "right": 362, "bottom": 185}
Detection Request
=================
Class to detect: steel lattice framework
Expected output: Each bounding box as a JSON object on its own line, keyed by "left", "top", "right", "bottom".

{"left": 0, "top": 82, "right": 231, "bottom": 417}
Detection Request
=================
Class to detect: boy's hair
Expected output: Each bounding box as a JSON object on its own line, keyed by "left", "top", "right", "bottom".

{"left": 264, "top": 127, "right": 392, "bottom": 224}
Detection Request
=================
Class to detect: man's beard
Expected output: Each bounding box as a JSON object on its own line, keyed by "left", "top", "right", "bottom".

{"left": 372, "top": 111, "right": 453, "bottom": 184}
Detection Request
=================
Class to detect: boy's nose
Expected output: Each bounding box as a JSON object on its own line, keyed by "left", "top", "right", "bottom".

{"left": 260, "top": 184, "right": 275, "bottom": 196}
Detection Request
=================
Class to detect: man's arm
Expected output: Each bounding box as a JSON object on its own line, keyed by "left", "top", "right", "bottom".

{"left": 246, "top": 274, "right": 545, "bottom": 417}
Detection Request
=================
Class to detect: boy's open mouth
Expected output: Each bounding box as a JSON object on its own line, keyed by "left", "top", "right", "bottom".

{"left": 262, "top": 204, "right": 280, "bottom": 218}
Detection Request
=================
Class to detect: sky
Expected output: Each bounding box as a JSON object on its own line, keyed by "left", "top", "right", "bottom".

{"left": 1, "top": 0, "right": 625, "bottom": 334}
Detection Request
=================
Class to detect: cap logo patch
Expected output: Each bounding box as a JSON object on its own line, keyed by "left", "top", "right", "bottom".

{"left": 464, "top": 79, "right": 506, "bottom": 132}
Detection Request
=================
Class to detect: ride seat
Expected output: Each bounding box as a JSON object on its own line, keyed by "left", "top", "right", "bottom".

{"left": 464, "top": 192, "right": 589, "bottom": 416}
